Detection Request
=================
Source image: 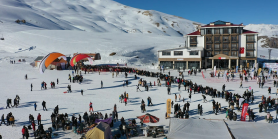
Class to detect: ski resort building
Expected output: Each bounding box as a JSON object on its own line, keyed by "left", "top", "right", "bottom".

{"left": 158, "top": 20, "right": 259, "bottom": 70}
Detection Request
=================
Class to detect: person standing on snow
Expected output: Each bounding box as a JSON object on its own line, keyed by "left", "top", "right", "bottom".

{"left": 57, "top": 78, "right": 59, "bottom": 84}
{"left": 124, "top": 97, "right": 127, "bottom": 106}
{"left": 42, "top": 101, "right": 47, "bottom": 111}
{"left": 34, "top": 103, "right": 37, "bottom": 111}
{"left": 239, "top": 81, "right": 243, "bottom": 88}
{"left": 101, "top": 81, "right": 103, "bottom": 88}
{"left": 89, "top": 102, "right": 93, "bottom": 112}
{"left": 37, "top": 113, "right": 41, "bottom": 125}
{"left": 31, "top": 83, "right": 33, "bottom": 91}
{"left": 81, "top": 89, "right": 83, "bottom": 95}
{"left": 0, "top": 114, "right": 5, "bottom": 126}
{"left": 22, "top": 126, "right": 26, "bottom": 139}
{"left": 25, "top": 74, "right": 27, "bottom": 80}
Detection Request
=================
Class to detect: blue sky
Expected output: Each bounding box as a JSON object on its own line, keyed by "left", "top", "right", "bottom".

{"left": 114, "top": 0, "right": 278, "bottom": 25}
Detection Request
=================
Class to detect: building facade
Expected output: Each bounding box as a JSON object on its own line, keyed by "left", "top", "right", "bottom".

{"left": 158, "top": 20, "right": 258, "bottom": 69}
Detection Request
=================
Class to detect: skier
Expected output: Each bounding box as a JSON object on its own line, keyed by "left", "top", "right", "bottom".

{"left": 25, "top": 74, "right": 27, "bottom": 80}
{"left": 42, "top": 101, "right": 47, "bottom": 111}
{"left": 239, "top": 81, "right": 243, "bottom": 88}
{"left": 101, "top": 80, "right": 103, "bottom": 88}
{"left": 57, "top": 78, "right": 59, "bottom": 84}
{"left": 31, "top": 83, "right": 33, "bottom": 91}
{"left": 81, "top": 89, "right": 83, "bottom": 95}
{"left": 89, "top": 102, "right": 93, "bottom": 112}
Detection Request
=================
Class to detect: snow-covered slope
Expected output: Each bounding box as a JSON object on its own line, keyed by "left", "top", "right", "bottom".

{"left": 245, "top": 24, "right": 278, "bottom": 37}
{"left": 0, "top": 0, "right": 199, "bottom": 36}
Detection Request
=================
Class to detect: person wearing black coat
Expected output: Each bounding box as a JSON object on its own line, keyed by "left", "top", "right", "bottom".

{"left": 25, "top": 126, "right": 29, "bottom": 139}
{"left": 78, "top": 114, "right": 81, "bottom": 124}
{"left": 0, "top": 114, "right": 5, "bottom": 126}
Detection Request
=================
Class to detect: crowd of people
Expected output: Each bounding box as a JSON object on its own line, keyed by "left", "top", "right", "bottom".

{"left": 2, "top": 63, "right": 278, "bottom": 139}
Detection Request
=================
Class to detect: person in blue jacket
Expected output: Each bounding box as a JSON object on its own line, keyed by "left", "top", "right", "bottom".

{"left": 34, "top": 103, "right": 37, "bottom": 111}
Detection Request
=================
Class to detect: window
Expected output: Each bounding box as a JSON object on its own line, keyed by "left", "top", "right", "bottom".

{"left": 223, "top": 36, "right": 229, "bottom": 42}
{"left": 206, "top": 44, "right": 212, "bottom": 49}
{"left": 189, "top": 51, "right": 199, "bottom": 55}
{"left": 162, "top": 51, "right": 171, "bottom": 56}
{"left": 215, "top": 44, "right": 220, "bottom": 49}
{"left": 214, "top": 36, "right": 220, "bottom": 42}
{"left": 247, "top": 44, "right": 254, "bottom": 49}
{"left": 223, "top": 51, "right": 229, "bottom": 55}
{"left": 231, "top": 51, "right": 237, "bottom": 56}
{"left": 206, "top": 29, "right": 212, "bottom": 34}
{"left": 246, "top": 35, "right": 255, "bottom": 42}
{"left": 223, "top": 44, "right": 229, "bottom": 50}
{"left": 223, "top": 28, "right": 229, "bottom": 34}
{"left": 206, "top": 36, "right": 212, "bottom": 42}
{"left": 231, "top": 44, "right": 237, "bottom": 50}
{"left": 214, "top": 29, "right": 220, "bottom": 34}
{"left": 231, "top": 28, "right": 237, "bottom": 33}
{"left": 190, "top": 37, "right": 197, "bottom": 43}
{"left": 246, "top": 51, "right": 254, "bottom": 57}
{"left": 231, "top": 36, "right": 237, "bottom": 41}
{"left": 214, "top": 51, "right": 220, "bottom": 55}
{"left": 174, "top": 51, "right": 183, "bottom": 56}
{"left": 206, "top": 51, "right": 212, "bottom": 57}
{"left": 190, "top": 45, "right": 197, "bottom": 47}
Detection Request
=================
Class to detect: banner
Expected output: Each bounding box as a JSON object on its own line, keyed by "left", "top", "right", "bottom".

{"left": 240, "top": 47, "right": 245, "bottom": 54}
{"left": 258, "top": 68, "right": 262, "bottom": 76}
{"left": 214, "top": 66, "right": 217, "bottom": 76}
{"left": 201, "top": 71, "right": 205, "bottom": 78}
{"left": 263, "top": 63, "right": 278, "bottom": 69}
{"left": 236, "top": 66, "right": 238, "bottom": 73}
{"left": 167, "top": 99, "right": 171, "bottom": 118}
{"left": 240, "top": 103, "right": 249, "bottom": 121}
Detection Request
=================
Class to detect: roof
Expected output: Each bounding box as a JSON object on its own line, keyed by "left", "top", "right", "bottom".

{"left": 187, "top": 30, "right": 201, "bottom": 36}
{"left": 201, "top": 20, "right": 244, "bottom": 28}
{"left": 158, "top": 47, "right": 187, "bottom": 52}
{"left": 34, "top": 56, "right": 44, "bottom": 61}
{"left": 242, "top": 29, "right": 258, "bottom": 34}
{"left": 168, "top": 119, "right": 231, "bottom": 139}
{"left": 226, "top": 121, "right": 278, "bottom": 139}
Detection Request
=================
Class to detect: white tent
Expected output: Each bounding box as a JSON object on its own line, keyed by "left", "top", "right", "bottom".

{"left": 167, "top": 118, "right": 231, "bottom": 139}
{"left": 226, "top": 121, "right": 278, "bottom": 139}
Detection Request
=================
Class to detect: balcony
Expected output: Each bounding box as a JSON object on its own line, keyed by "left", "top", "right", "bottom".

{"left": 214, "top": 40, "right": 221, "bottom": 43}
{"left": 206, "top": 40, "right": 213, "bottom": 44}
{"left": 246, "top": 40, "right": 256, "bottom": 43}
{"left": 222, "top": 40, "right": 230, "bottom": 43}
{"left": 190, "top": 40, "right": 198, "bottom": 44}
{"left": 231, "top": 39, "right": 238, "bottom": 42}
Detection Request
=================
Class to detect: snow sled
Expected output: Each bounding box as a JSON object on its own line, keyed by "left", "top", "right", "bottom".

{"left": 63, "top": 91, "right": 67, "bottom": 94}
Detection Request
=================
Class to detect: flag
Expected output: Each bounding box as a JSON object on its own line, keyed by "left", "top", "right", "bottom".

{"left": 240, "top": 47, "right": 244, "bottom": 54}
{"left": 240, "top": 103, "right": 249, "bottom": 121}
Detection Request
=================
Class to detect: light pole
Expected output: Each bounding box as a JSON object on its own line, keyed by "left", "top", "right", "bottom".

{"left": 268, "top": 49, "right": 272, "bottom": 60}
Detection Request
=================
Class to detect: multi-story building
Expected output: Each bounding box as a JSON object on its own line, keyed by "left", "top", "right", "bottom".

{"left": 158, "top": 20, "right": 258, "bottom": 69}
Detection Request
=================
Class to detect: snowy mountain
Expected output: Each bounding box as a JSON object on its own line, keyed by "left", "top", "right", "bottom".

{"left": 245, "top": 24, "right": 278, "bottom": 37}
{"left": 0, "top": 0, "right": 199, "bottom": 36}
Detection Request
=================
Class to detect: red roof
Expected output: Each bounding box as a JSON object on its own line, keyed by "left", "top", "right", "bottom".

{"left": 242, "top": 29, "right": 258, "bottom": 34}
{"left": 201, "top": 24, "right": 243, "bottom": 27}
{"left": 187, "top": 30, "right": 201, "bottom": 36}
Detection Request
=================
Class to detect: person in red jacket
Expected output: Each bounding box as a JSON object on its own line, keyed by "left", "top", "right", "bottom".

{"left": 22, "top": 126, "right": 26, "bottom": 139}
{"left": 37, "top": 113, "right": 41, "bottom": 125}
{"left": 124, "top": 97, "right": 127, "bottom": 106}
{"left": 31, "top": 121, "right": 36, "bottom": 131}
{"left": 89, "top": 102, "right": 93, "bottom": 112}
